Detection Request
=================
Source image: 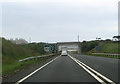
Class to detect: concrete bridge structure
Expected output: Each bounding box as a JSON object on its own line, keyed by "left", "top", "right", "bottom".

{"left": 57, "top": 42, "right": 81, "bottom": 54}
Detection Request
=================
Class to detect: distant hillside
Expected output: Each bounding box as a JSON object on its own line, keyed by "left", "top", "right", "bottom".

{"left": 2, "top": 38, "right": 47, "bottom": 76}
{"left": 21, "top": 42, "right": 46, "bottom": 55}
{"left": 81, "top": 40, "right": 99, "bottom": 53}
{"left": 81, "top": 40, "right": 119, "bottom": 54}
{"left": 90, "top": 42, "right": 119, "bottom": 54}
{"left": 2, "top": 38, "right": 40, "bottom": 60}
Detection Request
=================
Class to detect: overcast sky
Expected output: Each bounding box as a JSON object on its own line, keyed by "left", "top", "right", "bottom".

{"left": 2, "top": 0, "right": 119, "bottom": 43}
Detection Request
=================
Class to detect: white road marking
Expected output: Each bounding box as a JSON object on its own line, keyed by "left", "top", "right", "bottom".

{"left": 68, "top": 55, "right": 116, "bottom": 84}
{"left": 15, "top": 56, "right": 60, "bottom": 84}
{"left": 75, "top": 58, "right": 116, "bottom": 84}
{"left": 68, "top": 55, "right": 106, "bottom": 84}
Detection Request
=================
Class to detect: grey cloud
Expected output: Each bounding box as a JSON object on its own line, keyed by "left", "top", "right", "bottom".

{"left": 2, "top": 2, "right": 118, "bottom": 42}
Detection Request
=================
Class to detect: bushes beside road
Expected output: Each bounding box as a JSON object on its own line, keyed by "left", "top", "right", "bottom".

{"left": 81, "top": 40, "right": 99, "bottom": 53}
{"left": 81, "top": 40, "right": 119, "bottom": 58}
{"left": 89, "top": 41, "right": 119, "bottom": 54}
{"left": 2, "top": 38, "right": 52, "bottom": 77}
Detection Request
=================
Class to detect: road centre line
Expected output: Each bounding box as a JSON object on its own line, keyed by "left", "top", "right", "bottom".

{"left": 68, "top": 55, "right": 116, "bottom": 84}
{"left": 73, "top": 57, "right": 116, "bottom": 84}
{"left": 68, "top": 55, "right": 106, "bottom": 84}
{"left": 15, "top": 56, "right": 60, "bottom": 84}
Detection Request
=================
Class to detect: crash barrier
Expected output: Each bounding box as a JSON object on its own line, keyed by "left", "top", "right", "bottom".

{"left": 91, "top": 53, "right": 120, "bottom": 56}
{"left": 90, "top": 53, "right": 120, "bottom": 58}
{"left": 18, "top": 54, "right": 58, "bottom": 62}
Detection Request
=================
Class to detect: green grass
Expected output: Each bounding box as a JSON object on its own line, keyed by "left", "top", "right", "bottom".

{"left": 0, "top": 61, "right": 1, "bottom": 75}
{"left": 89, "top": 42, "right": 119, "bottom": 54}
{"left": 2, "top": 38, "right": 53, "bottom": 77}
{"left": 0, "top": 49, "right": 2, "bottom": 75}
{"left": 101, "top": 43, "right": 119, "bottom": 53}
{"left": 2, "top": 55, "right": 56, "bottom": 76}
{"left": 83, "top": 41, "right": 119, "bottom": 59}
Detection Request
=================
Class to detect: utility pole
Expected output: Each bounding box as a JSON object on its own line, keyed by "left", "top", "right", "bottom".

{"left": 78, "top": 35, "right": 79, "bottom": 42}
{"left": 77, "top": 35, "right": 81, "bottom": 54}
{"left": 29, "top": 37, "right": 31, "bottom": 43}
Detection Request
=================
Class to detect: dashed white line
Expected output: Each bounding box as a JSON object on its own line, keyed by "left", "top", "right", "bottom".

{"left": 68, "top": 55, "right": 116, "bottom": 84}
{"left": 15, "top": 56, "right": 60, "bottom": 84}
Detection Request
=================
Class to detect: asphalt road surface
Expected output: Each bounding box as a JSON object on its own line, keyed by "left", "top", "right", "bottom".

{"left": 3, "top": 54, "right": 119, "bottom": 83}
{"left": 70, "top": 54, "right": 119, "bottom": 83}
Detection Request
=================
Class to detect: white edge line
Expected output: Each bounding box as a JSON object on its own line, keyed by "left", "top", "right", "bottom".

{"left": 15, "top": 56, "right": 60, "bottom": 84}
{"left": 68, "top": 55, "right": 106, "bottom": 84}
{"left": 76, "top": 59, "right": 116, "bottom": 84}
{"left": 69, "top": 54, "right": 116, "bottom": 84}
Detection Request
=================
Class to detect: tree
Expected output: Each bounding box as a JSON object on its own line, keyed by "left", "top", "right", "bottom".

{"left": 113, "top": 35, "right": 120, "bottom": 41}
{"left": 96, "top": 37, "right": 101, "bottom": 40}
{"left": 10, "top": 38, "right": 28, "bottom": 44}
{"left": 105, "top": 39, "right": 111, "bottom": 42}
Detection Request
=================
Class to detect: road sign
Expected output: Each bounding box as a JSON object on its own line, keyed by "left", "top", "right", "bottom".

{"left": 44, "top": 44, "right": 56, "bottom": 53}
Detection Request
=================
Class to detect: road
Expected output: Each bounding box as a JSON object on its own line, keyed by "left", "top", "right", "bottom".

{"left": 3, "top": 54, "right": 119, "bottom": 83}
{"left": 71, "top": 54, "right": 119, "bottom": 83}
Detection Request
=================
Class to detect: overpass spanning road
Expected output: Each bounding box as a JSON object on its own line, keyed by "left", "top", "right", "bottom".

{"left": 3, "top": 54, "right": 119, "bottom": 83}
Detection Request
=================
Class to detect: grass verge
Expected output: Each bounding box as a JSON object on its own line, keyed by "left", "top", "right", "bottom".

{"left": 2, "top": 55, "right": 58, "bottom": 77}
